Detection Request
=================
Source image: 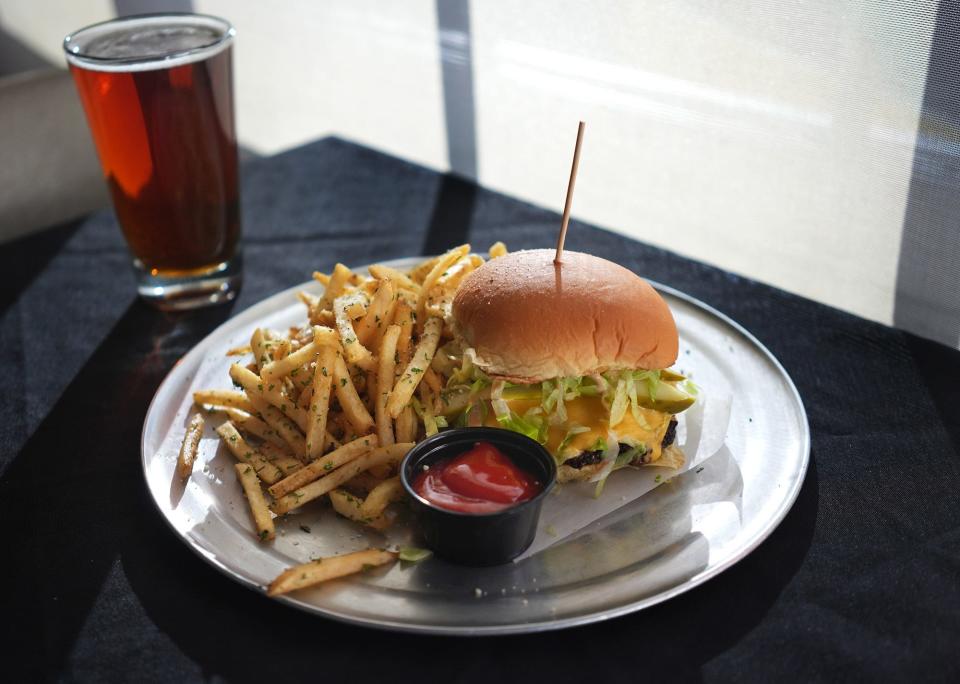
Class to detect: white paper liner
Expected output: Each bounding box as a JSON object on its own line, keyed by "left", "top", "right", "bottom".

{"left": 516, "top": 389, "right": 732, "bottom": 560}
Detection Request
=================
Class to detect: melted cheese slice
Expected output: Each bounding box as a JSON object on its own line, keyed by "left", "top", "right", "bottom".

{"left": 483, "top": 395, "right": 672, "bottom": 463}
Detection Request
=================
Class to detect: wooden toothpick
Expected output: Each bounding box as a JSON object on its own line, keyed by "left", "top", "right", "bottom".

{"left": 554, "top": 120, "right": 586, "bottom": 264}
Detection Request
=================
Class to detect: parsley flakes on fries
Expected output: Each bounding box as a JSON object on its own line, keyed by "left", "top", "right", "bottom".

{"left": 188, "top": 243, "right": 508, "bottom": 595}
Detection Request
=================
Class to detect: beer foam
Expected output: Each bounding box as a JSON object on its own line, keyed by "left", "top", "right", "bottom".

{"left": 64, "top": 15, "right": 233, "bottom": 73}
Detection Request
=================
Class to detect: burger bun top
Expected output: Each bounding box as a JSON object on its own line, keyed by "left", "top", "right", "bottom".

{"left": 452, "top": 249, "right": 679, "bottom": 382}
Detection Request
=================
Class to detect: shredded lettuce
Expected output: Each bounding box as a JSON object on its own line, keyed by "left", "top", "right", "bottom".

{"left": 496, "top": 410, "right": 545, "bottom": 443}
{"left": 447, "top": 349, "right": 491, "bottom": 391}
{"left": 609, "top": 377, "right": 629, "bottom": 426}
{"left": 593, "top": 441, "right": 647, "bottom": 497}
{"left": 590, "top": 431, "right": 621, "bottom": 497}
{"left": 446, "top": 352, "right": 475, "bottom": 387}
{"left": 599, "top": 368, "right": 699, "bottom": 424}
{"left": 616, "top": 444, "right": 646, "bottom": 468}
{"left": 398, "top": 546, "right": 433, "bottom": 563}
{"left": 490, "top": 379, "right": 510, "bottom": 422}
{"left": 628, "top": 375, "right": 654, "bottom": 429}
{"left": 469, "top": 377, "right": 490, "bottom": 394}
{"left": 410, "top": 397, "right": 440, "bottom": 436}
{"left": 453, "top": 405, "right": 472, "bottom": 428}
{"left": 588, "top": 373, "right": 609, "bottom": 393}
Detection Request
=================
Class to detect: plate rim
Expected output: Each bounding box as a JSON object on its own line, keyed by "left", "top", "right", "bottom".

{"left": 141, "top": 261, "right": 810, "bottom": 636}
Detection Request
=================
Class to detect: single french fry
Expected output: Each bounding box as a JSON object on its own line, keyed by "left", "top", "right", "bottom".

{"left": 274, "top": 338, "right": 292, "bottom": 361}
{"left": 392, "top": 299, "right": 415, "bottom": 361}
{"left": 376, "top": 325, "right": 401, "bottom": 446}
{"left": 387, "top": 316, "right": 443, "bottom": 418}
{"left": 489, "top": 241, "right": 507, "bottom": 258}
{"left": 416, "top": 245, "right": 468, "bottom": 332}
{"left": 247, "top": 394, "right": 307, "bottom": 459}
{"left": 346, "top": 298, "right": 368, "bottom": 320}
{"left": 334, "top": 293, "right": 376, "bottom": 371}
{"left": 261, "top": 326, "right": 339, "bottom": 384}
{"left": 312, "top": 271, "right": 331, "bottom": 286}
{"left": 261, "top": 341, "right": 316, "bottom": 382}
{"left": 267, "top": 548, "right": 397, "bottom": 596}
{"left": 436, "top": 256, "right": 475, "bottom": 290}
{"left": 368, "top": 264, "right": 419, "bottom": 293}
{"left": 215, "top": 422, "right": 284, "bottom": 484}
{"left": 298, "top": 289, "right": 320, "bottom": 309}
{"left": 250, "top": 328, "right": 274, "bottom": 371}
{"left": 176, "top": 413, "right": 205, "bottom": 480}
{"left": 356, "top": 279, "right": 396, "bottom": 350}
{"left": 395, "top": 404, "right": 417, "bottom": 443}
{"left": 318, "top": 263, "right": 353, "bottom": 311}
{"left": 193, "top": 390, "right": 256, "bottom": 414}
{"left": 409, "top": 253, "right": 445, "bottom": 284}
{"left": 329, "top": 488, "right": 370, "bottom": 521}
{"left": 282, "top": 376, "right": 299, "bottom": 403}
{"left": 229, "top": 364, "right": 308, "bottom": 431}
{"left": 333, "top": 355, "right": 375, "bottom": 435}
{"left": 225, "top": 344, "right": 252, "bottom": 356}
{"left": 306, "top": 344, "right": 337, "bottom": 460}
{"left": 235, "top": 463, "right": 275, "bottom": 541}
{"left": 271, "top": 443, "right": 412, "bottom": 515}
{"left": 310, "top": 308, "right": 336, "bottom": 327}
{"left": 267, "top": 434, "right": 379, "bottom": 499}
{"left": 312, "top": 325, "right": 342, "bottom": 346}
{"left": 197, "top": 404, "right": 289, "bottom": 450}
{"left": 359, "top": 476, "right": 404, "bottom": 519}
{"left": 257, "top": 440, "right": 303, "bottom": 476}
{"left": 329, "top": 489, "right": 389, "bottom": 530}
{"left": 301, "top": 292, "right": 336, "bottom": 327}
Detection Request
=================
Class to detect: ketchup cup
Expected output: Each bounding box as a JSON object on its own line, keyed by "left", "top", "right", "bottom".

{"left": 400, "top": 428, "right": 557, "bottom": 566}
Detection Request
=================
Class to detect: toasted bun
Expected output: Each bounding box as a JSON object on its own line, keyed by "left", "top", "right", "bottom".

{"left": 452, "top": 249, "right": 678, "bottom": 382}
{"left": 557, "top": 461, "right": 605, "bottom": 483}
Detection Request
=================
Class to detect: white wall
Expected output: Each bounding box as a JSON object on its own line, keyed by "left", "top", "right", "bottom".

{"left": 1, "top": 0, "right": 939, "bottom": 326}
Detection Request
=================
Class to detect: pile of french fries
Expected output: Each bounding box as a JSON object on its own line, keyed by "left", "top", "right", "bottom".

{"left": 176, "top": 242, "right": 507, "bottom": 594}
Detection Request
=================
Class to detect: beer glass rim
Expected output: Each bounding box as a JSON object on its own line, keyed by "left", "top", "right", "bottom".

{"left": 63, "top": 13, "right": 235, "bottom": 73}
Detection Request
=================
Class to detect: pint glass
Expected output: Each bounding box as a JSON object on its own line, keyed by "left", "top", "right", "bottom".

{"left": 64, "top": 14, "right": 241, "bottom": 309}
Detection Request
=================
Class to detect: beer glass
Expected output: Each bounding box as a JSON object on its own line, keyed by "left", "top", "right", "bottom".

{"left": 64, "top": 14, "right": 241, "bottom": 310}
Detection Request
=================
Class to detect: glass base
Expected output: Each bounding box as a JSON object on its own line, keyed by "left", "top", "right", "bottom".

{"left": 135, "top": 254, "right": 242, "bottom": 311}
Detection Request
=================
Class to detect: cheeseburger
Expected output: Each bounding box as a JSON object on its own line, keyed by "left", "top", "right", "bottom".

{"left": 443, "top": 249, "right": 695, "bottom": 485}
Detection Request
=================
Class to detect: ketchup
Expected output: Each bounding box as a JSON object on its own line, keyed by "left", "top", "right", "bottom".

{"left": 412, "top": 442, "right": 542, "bottom": 514}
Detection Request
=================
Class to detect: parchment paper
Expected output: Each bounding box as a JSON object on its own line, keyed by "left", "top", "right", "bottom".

{"left": 516, "top": 389, "right": 732, "bottom": 560}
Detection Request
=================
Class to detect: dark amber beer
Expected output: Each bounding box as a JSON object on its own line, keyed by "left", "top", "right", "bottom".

{"left": 65, "top": 14, "right": 241, "bottom": 308}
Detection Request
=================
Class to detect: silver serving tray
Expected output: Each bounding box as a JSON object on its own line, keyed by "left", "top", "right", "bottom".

{"left": 141, "top": 257, "right": 809, "bottom": 635}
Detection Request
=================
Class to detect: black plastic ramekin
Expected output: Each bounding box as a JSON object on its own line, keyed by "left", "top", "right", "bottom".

{"left": 400, "top": 427, "right": 557, "bottom": 566}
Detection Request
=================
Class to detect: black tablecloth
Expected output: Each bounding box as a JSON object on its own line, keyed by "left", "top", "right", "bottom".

{"left": 3, "top": 138, "right": 958, "bottom": 682}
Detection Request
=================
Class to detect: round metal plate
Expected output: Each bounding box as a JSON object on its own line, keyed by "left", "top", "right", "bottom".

{"left": 142, "top": 257, "right": 809, "bottom": 635}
